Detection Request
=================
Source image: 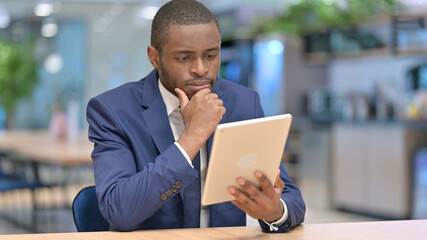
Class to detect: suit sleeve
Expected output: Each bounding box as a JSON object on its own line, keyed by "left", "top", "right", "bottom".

{"left": 87, "top": 97, "right": 198, "bottom": 231}
{"left": 253, "top": 92, "right": 306, "bottom": 233}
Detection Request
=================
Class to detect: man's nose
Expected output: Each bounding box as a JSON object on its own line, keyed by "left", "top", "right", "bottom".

{"left": 190, "top": 57, "right": 208, "bottom": 77}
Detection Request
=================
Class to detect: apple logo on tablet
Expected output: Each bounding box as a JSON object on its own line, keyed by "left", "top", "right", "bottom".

{"left": 237, "top": 153, "right": 258, "bottom": 169}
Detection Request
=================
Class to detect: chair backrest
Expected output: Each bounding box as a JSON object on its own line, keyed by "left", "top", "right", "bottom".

{"left": 72, "top": 186, "right": 109, "bottom": 232}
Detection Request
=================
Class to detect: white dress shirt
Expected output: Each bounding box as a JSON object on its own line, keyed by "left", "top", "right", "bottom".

{"left": 158, "top": 80, "right": 288, "bottom": 231}
{"left": 158, "top": 80, "right": 210, "bottom": 227}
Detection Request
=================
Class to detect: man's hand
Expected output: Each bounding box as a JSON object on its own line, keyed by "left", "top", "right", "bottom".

{"left": 227, "top": 170, "right": 285, "bottom": 223}
{"left": 175, "top": 88, "right": 226, "bottom": 160}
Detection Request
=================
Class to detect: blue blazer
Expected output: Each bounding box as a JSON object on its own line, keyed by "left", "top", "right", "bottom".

{"left": 87, "top": 69, "right": 305, "bottom": 232}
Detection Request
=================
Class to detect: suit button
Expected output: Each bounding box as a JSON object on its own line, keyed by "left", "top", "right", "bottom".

{"left": 171, "top": 185, "right": 177, "bottom": 192}
{"left": 160, "top": 194, "right": 167, "bottom": 201}
{"left": 176, "top": 181, "right": 182, "bottom": 188}
{"left": 166, "top": 190, "right": 172, "bottom": 196}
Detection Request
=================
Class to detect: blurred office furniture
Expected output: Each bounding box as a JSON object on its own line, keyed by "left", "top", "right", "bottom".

{"left": 305, "top": 28, "right": 385, "bottom": 64}
{"left": 297, "top": 122, "right": 331, "bottom": 209}
{"left": 307, "top": 88, "right": 334, "bottom": 122}
{"left": 304, "top": 27, "right": 388, "bottom": 65}
{"left": 406, "top": 64, "right": 427, "bottom": 91}
{"left": 216, "top": 6, "right": 328, "bottom": 116}
{"left": 281, "top": 125, "right": 302, "bottom": 184}
{"left": 0, "top": 130, "right": 93, "bottom": 232}
{"left": 0, "top": 131, "right": 92, "bottom": 166}
{"left": 72, "top": 186, "right": 109, "bottom": 232}
{"left": 326, "top": 17, "right": 427, "bottom": 219}
{"left": 305, "top": 12, "right": 427, "bottom": 65}
{"left": 307, "top": 86, "right": 402, "bottom": 123}
{"left": 0, "top": 153, "right": 44, "bottom": 232}
{"left": 331, "top": 123, "right": 427, "bottom": 219}
{"left": 0, "top": 176, "right": 39, "bottom": 192}
{"left": 412, "top": 148, "right": 427, "bottom": 219}
{"left": 220, "top": 39, "right": 253, "bottom": 87}
{"left": 393, "top": 14, "right": 427, "bottom": 55}
{"left": 1, "top": 220, "right": 426, "bottom": 240}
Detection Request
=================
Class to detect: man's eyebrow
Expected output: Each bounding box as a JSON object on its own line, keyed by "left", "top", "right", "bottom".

{"left": 174, "top": 50, "right": 194, "bottom": 54}
{"left": 206, "top": 47, "right": 220, "bottom": 52}
{"left": 173, "top": 47, "right": 220, "bottom": 54}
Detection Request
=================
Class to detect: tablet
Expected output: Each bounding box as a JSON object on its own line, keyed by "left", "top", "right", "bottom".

{"left": 201, "top": 114, "right": 292, "bottom": 206}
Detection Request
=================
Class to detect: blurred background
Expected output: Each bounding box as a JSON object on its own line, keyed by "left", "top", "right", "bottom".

{"left": 0, "top": 0, "right": 427, "bottom": 234}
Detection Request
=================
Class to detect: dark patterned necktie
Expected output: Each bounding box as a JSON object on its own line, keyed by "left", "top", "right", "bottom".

{"left": 182, "top": 152, "right": 201, "bottom": 228}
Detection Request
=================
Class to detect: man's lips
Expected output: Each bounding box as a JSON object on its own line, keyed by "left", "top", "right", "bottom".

{"left": 185, "top": 79, "right": 212, "bottom": 91}
{"left": 186, "top": 79, "right": 211, "bottom": 86}
{"left": 186, "top": 83, "right": 211, "bottom": 92}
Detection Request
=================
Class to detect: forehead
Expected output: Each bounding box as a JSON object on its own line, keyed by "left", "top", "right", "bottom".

{"left": 163, "top": 23, "right": 221, "bottom": 52}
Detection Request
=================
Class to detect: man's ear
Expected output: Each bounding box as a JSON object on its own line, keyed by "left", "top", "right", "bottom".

{"left": 147, "top": 46, "right": 160, "bottom": 69}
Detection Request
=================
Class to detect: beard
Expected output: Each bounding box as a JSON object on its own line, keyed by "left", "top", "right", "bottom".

{"left": 158, "top": 59, "right": 217, "bottom": 99}
{"left": 158, "top": 60, "right": 178, "bottom": 97}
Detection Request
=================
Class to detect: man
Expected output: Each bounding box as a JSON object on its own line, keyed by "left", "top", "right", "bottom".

{"left": 87, "top": 0, "right": 305, "bottom": 233}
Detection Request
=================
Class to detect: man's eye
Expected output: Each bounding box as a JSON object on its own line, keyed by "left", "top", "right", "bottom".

{"left": 178, "top": 56, "right": 190, "bottom": 62}
{"left": 205, "top": 54, "right": 216, "bottom": 60}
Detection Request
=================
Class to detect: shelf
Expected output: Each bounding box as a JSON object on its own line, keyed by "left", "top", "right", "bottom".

{"left": 396, "top": 11, "right": 427, "bottom": 20}
{"left": 332, "top": 48, "right": 390, "bottom": 59}
{"left": 304, "top": 11, "right": 427, "bottom": 64}
{"left": 305, "top": 48, "right": 390, "bottom": 65}
{"left": 305, "top": 52, "right": 329, "bottom": 65}
{"left": 395, "top": 46, "right": 427, "bottom": 55}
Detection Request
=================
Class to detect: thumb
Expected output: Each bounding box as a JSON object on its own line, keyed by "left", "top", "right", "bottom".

{"left": 274, "top": 169, "right": 284, "bottom": 193}
{"left": 175, "top": 88, "right": 189, "bottom": 109}
{"left": 274, "top": 169, "right": 281, "bottom": 186}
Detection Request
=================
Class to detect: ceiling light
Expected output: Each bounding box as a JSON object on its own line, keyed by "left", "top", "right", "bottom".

{"left": 0, "top": 5, "right": 11, "bottom": 29}
{"left": 44, "top": 53, "right": 63, "bottom": 74}
{"left": 41, "top": 22, "right": 58, "bottom": 37}
{"left": 35, "top": 2, "right": 53, "bottom": 17}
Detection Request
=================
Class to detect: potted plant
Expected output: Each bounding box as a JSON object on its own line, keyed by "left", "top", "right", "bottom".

{"left": 0, "top": 40, "right": 38, "bottom": 129}
{"left": 258, "top": 0, "right": 401, "bottom": 37}
{"left": 256, "top": 0, "right": 402, "bottom": 56}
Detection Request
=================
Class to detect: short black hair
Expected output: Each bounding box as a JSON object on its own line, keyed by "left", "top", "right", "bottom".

{"left": 151, "top": 0, "right": 221, "bottom": 53}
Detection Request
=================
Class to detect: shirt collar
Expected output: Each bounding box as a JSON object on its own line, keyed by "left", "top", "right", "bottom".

{"left": 158, "top": 78, "right": 180, "bottom": 116}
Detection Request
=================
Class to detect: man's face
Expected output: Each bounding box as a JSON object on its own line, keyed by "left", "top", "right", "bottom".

{"left": 154, "top": 23, "right": 221, "bottom": 99}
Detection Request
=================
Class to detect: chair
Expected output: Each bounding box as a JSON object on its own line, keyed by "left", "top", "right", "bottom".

{"left": 413, "top": 148, "right": 427, "bottom": 219}
{"left": 0, "top": 154, "right": 41, "bottom": 192}
{"left": 72, "top": 186, "right": 109, "bottom": 232}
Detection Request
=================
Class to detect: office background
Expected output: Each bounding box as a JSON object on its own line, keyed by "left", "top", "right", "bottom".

{"left": 0, "top": 0, "right": 427, "bottom": 234}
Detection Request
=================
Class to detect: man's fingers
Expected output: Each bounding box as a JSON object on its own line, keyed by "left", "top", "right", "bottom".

{"left": 228, "top": 175, "right": 284, "bottom": 221}
{"left": 228, "top": 186, "right": 257, "bottom": 209}
{"left": 175, "top": 88, "right": 189, "bottom": 108}
{"left": 254, "top": 171, "right": 277, "bottom": 197}
{"left": 217, "top": 99, "right": 223, "bottom": 106}
{"left": 236, "top": 178, "right": 265, "bottom": 202}
{"left": 230, "top": 199, "right": 255, "bottom": 217}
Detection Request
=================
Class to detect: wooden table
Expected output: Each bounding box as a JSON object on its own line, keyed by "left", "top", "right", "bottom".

{"left": 0, "top": 130, "right": 93, "bottom": 166}
{"left": 0, "top": 220, "right": 426, "bottom": 240}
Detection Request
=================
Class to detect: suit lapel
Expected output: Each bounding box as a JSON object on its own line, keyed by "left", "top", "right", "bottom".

{"left": 140, "top": 70, "right": 175, "bottom": 153}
